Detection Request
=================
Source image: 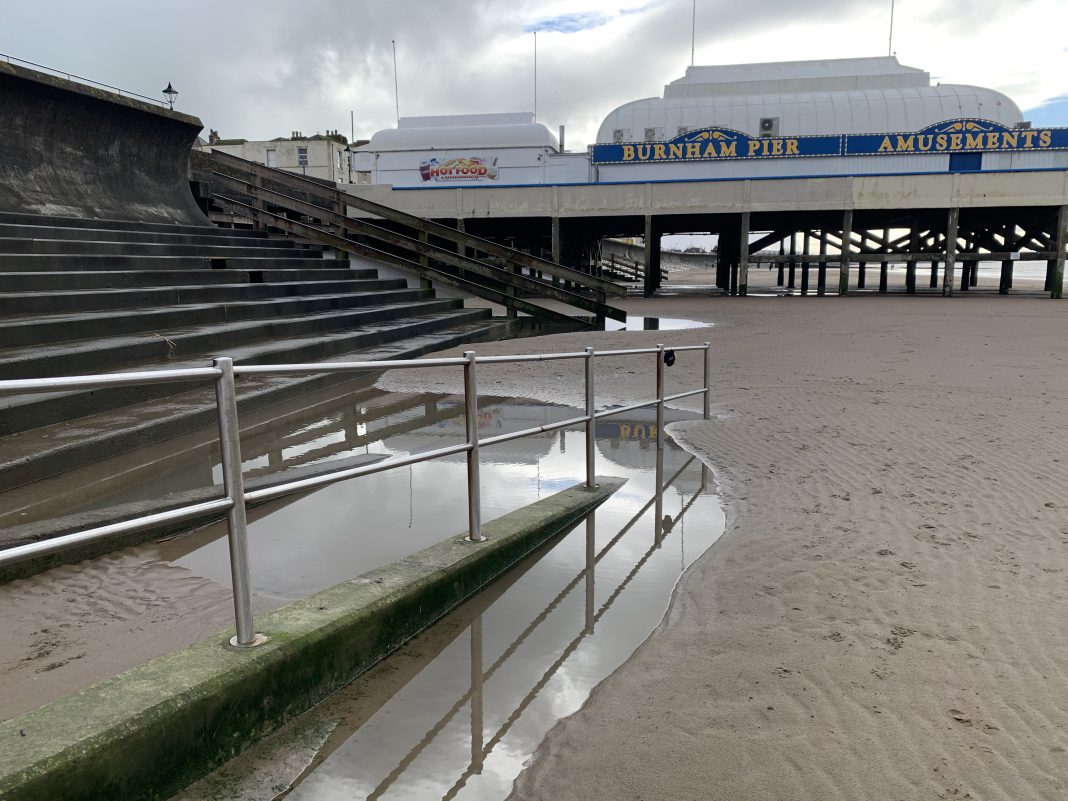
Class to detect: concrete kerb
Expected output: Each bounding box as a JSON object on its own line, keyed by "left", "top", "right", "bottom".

{"left": 0, "top": 477, "right": 624, "bottom": 801}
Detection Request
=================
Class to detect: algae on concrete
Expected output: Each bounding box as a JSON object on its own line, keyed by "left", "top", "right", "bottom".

{"left": 0, "top": 478, "right": 624, "bottom": 801}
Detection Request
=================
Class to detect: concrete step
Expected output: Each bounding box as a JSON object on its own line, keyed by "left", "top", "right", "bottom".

{"left": 0, "top": 287, "right": 434, "bottom": 346}
{"left": 0, "top": 254, "right": 345, "bottom": 272}
{"left": 0, "top": 384, "right": 432, "bottom": 531}
{"left": 0, "top": 306, "right": 494, "bottom": 438}
{"left": 0, "top": 299, "right": 465, "bottom": 379}
{"left": 0, "top": 313, "right": 511, "bottom": 492}
{"left": 0, "top": 211, "right": 269, "bottom": 237}
{"left": 0, "top": 267, "right": 370, "bottom": 293}
{"left": 0, "top": 237, "right": 319, "bottom": 258}
{"left": 0, "top": 223, "right": 290, "bottom": 248}
{"left": 0, "top": 276, "right": 399, "bottom": 315}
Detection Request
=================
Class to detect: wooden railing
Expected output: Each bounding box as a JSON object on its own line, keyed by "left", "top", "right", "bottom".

{"left": 204, "top": 150, "right": 626, "bottom": 327}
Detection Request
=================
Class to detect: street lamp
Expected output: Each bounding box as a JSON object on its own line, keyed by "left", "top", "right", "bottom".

{"left": 162, "top": 82, "right": 178, "bottom": 110}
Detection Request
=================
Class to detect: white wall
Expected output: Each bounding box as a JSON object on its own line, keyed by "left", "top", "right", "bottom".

{"left": 208, "top": 140, "right": 351, "bottom": 184}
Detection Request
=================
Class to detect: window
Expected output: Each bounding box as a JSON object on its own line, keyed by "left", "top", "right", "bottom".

{"left": 265, "top": 148, "right": 277, "bottom": 168}
{"left": 337, "top": 150, "right": 343, "bottom": 171}
{"left": 297, "top": 146, "right": 308, "bottom": 167}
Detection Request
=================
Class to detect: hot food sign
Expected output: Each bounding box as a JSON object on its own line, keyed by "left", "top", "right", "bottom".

{"left": 419, "top": 156, "right": 499, "bottom": 182}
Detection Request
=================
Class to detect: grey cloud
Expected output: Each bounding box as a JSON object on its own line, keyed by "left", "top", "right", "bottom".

{"left": 1, "top": 0, "right": 1038, "bottom": 148}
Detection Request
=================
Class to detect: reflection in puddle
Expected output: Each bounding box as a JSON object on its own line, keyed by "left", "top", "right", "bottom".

{"left": 3, "top": 373, "right": 724, "bottom": 801}
{"left": 175, "top": 432, "right": 724, "bottom": 801}
{"left": 605, "top": 316, "right": 710, "bottom": 332}
{"left": 166, "top": 399, "right": 702, "bottom": 600}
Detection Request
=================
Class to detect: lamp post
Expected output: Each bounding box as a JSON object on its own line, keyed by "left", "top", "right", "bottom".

{"left": 162, "top": 82, "right": 178, "bottom": 110}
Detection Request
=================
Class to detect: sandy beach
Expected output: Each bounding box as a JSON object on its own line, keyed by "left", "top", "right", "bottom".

{"left": 493, "top": 294, "right": 1068, "bottom": 801}
{"left": 3, "top": 290, "right": 1067, "bottom": 801}
{"left": 383, "top": 292, "right": 1068, "bottom": 800}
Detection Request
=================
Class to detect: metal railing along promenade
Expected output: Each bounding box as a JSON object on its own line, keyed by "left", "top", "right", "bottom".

{"left": 0, "top": 343, "right": 711, "bottom": 647}
{"left": 0, "top": 52, "right": 169, "bottom": 108}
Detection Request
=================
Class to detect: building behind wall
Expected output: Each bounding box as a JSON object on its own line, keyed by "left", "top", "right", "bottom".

{"left": 350, "top": 112, "right": 588, "bottom": 187}
{"left": 200, "top": 130, "right": 356, "bottom": 183}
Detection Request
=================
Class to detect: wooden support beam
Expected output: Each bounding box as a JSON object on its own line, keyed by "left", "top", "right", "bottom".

{"left": 999, "top": 259, "right": 1013, "bottom": 295}
{"left": 787, "top": 232, "right": 797, "bottom": 289}
{"left": 643, "top": 215, "right": 660, "bottom": 298}
{"left": 906, "top": 219, "right": 919, "bottom": 294}
{"left": 839, "top": 210, "right": 853, "bottom": 295}
{"left": 739, "top": 211, "right": 751, "bottom": 296}
{"left": 818, "top": 229, "right": 828, "bottom": 296}
{"left": 942, "top": 208, "right": 960, "bottom": 297}
{"left": 1051, "top": 205, "right": 1066, "bottom": 299}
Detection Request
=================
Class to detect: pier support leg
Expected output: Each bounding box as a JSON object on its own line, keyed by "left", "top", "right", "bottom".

{"left": 643, "top": 215, "right": 661, "bottom": 297}
{"left": 906, "top": 222, "right": 919, "bottom": 294}
{"left": 801, "top": 230, "right": 810, "bottom": 295}
{"left": 942, "top": 208, "right": 959, "bottom": 297}
{"left": 930, "top": 260, "right": 939, "bottom": 288}
{"left": 999, "top": 259, "right": 1013, "bottom": 294}
{"left": 1052, "top": 205, "right": 1067, "bottom": 299}
{"left": 960, "top": 261, "right": 971, "bottom": 292}
{"left": 787, "top": 233, "right": 797, "bottom": 289}
{"left": 739, "top": 211, "right": 750, "bottom": 296}
{"left": 879, "top": 228, "right": 890, "bottom": 292}
{"left": 777, "top": 240, "right": 785, "bottom": 285}
{"left": 817, "top": 229, "right": 828, "bottom": 295}
{"left": 839, "top": 210, "right": 853, "bottom": 295}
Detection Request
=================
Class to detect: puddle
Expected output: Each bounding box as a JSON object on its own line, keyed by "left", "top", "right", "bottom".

{"left": 172, "top": 432, "right": 723, "bottom": 801}
{"left": 145, "top": 396, "right": 702, "bottom": 600}
{"left": 0, "top": 377, "right": 725, "bottom": 798}
{"left": 605, "top": 316, "right": 711, "bottom": 331}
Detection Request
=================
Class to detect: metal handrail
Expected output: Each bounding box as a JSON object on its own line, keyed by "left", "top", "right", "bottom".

{"left": 0, "top": 52, "right": 168, "bottom": 107}
{"left": 0, "top": 342, "right": 712, "bottom": 647}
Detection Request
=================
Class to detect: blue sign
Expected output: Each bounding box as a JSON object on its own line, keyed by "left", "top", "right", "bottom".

{"left": 591, "top": 119, "right": 1068, "bottom": 165}
{"left": 591, "top": 126, "right": 840, "bottom": 165}
{"left": 845, "top": 118, "right": 1068, "bottom": 156}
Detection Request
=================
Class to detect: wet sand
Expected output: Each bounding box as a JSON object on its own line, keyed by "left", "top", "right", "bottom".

{"left": 382, "top": 293, "right": 1068, "bottom": 800}
{"left": 3, "top": 288, "right": 1067, "bottom": 801}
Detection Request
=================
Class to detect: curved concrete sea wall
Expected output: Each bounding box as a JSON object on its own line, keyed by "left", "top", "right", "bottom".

{"left": 0, "top": 61, "right": 208, "bottom": 224}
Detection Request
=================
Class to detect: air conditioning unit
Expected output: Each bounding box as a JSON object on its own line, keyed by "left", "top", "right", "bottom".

{"left": 1015, "top": 121, "right": 1032, "bottom": 130}
{"left": 759, "top": 117, "right": 779, "bottom": 137}
{"left": 677, "top": 126, "right": 689, "bottom": 137}
{"left": 612, "top": 129, "right": 625, "bottom": 142}
{"left": 644, "top": 127, "right": 657, "bottom": 142}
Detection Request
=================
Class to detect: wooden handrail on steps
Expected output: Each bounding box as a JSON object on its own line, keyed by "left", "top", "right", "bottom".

{"left": 209, "top": 172, "right": 621, "bottom": 324}
{"left": 212, "top": 195, "right": 593, "bottom": 330}
{"left": 205, "top": 150, "right": 626, "bottom": 327}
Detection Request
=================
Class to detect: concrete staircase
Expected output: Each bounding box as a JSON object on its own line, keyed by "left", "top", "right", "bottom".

{"left": 0, "top": 212, "right": 510, "bottom": 491}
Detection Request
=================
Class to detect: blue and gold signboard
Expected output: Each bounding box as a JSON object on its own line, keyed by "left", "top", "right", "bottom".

{"left": 590, "top": 118, "right": 1068, "bottom": 165}
{"left": 844, "top": 119, "right": 1065, "bottom": 155}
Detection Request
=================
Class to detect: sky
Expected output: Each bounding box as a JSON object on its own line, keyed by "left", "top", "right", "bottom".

{"left": 2, "top": 0, "right": 1066, "bottom": 148}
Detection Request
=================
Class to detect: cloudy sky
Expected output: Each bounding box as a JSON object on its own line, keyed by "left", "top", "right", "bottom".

{"left": 4, "top": 0, "right": 1066, "bottom": 147}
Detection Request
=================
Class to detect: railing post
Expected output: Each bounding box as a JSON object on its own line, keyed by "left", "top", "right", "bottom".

{"left": 213, "top": 357, "right": 263, "bottom": 647}
{"left": 584, "top": 347, "right": 596, "bottom": 488}
{"left": 703, "top": 342, "right": 711, "bottom": 420}
{"left": 655, "top": 343, "right": 665, "bottom": 454}
{"left": 463, "top": 351, "right": 484, "bottom": 542}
